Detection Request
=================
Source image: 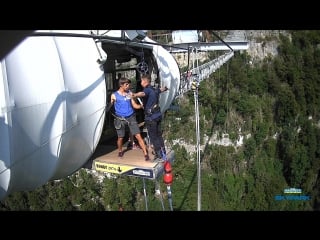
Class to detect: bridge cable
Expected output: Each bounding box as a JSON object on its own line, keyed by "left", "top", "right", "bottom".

{"left": 142, "top": 178, "right": 148, "bottom": 211}
{"left": 155, "top": 179, "right": 165, "bottom": 211}
{"left": 216, "top": 65, "right": 221, "bottom": 194}
{"left": 222, "top": 60, "right": 230, "bottom": 201}
{"left": 166, "top": 185, "right": 173, "bottom": 211}
{"left": 191, "top": 47, "right": 202, "bottom": 211}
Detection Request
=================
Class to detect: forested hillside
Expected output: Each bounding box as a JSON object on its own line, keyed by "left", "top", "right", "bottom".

{"left": 1, "top": 30, "right": 319, "bottom": 211}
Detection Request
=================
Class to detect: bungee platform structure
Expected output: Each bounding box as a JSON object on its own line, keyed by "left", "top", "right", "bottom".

{"left": 91, "top": 144, "right": 174, "bottom": 180}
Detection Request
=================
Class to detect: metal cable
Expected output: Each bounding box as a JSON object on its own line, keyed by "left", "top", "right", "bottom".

{"left": 142, "top": 178, "right": 148, "bottom": 211}
{"left": 166, "top": 185, "right": 173, "bottom": 211}
{"left": 192, "top": 47, "right": 202, "bottom": 211}
{"left": 155, "top": 179, "right": 165, "bottom": 211}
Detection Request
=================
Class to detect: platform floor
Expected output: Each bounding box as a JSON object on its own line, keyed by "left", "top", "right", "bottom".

{"left": 91, "top": 144, "right": 173, "bottom": 179}
{"left": 93, "top": 144, "right": 157, "bottom": 167}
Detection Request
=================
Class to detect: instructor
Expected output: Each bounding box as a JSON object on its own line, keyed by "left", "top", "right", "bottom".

{"left": 132, "top": 74, "right": 169, "bottom": 161}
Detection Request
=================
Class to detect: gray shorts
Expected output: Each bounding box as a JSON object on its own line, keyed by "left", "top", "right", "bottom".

{"left": 114, "top": 114, "right": 140, "bottom": 138}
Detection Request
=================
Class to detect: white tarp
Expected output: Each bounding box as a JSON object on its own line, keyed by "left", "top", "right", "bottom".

{"left": 172, "top": 30, "right": 198, "bottom": 44}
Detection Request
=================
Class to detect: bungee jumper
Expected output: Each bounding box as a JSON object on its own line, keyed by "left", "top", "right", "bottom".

{"left": 106, "top": 77, "right": 150, "bottom": 161}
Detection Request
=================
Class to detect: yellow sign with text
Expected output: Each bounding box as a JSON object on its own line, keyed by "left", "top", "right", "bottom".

{"left": 94, "top": 162, "right": 135, "bottom": 174}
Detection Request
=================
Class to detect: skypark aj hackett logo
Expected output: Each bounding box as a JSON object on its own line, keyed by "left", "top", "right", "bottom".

{"left": 283, "top": 188, "right": 302, "bottom": 194}
{"left": 274, "top": 188, "right": 310, "bottom": 201}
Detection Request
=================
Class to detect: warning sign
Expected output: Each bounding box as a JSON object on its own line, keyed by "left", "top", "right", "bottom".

{"left": 94, "top": 162, "right": 135, "bottom": 174}
{"left": 94, "top": 162, "right": 155, "bottom": 179}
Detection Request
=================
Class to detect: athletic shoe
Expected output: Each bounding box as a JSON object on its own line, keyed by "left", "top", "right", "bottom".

{"left": 144, "top": 154, "right": 150, "bottom": 161}
{"left": 118, "top": 151, "right": 124, "bottom": 157}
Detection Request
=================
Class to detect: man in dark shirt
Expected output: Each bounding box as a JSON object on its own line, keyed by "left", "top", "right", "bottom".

{"left": 132, "top": 74, "right": 168, "bottom": 161}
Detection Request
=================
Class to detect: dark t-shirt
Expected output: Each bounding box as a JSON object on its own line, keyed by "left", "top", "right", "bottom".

{"left": 143, "top": 85, "right": 161, "bottom": 121}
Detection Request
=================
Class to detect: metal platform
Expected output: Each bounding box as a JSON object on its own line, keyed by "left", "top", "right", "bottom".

{"left": 92, "top": 144, "right": 174, "bottom": 180}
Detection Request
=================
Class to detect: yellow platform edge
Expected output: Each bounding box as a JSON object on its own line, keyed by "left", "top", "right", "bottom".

{"left": 93, "top": 150, "right": 174, "bottom": 180}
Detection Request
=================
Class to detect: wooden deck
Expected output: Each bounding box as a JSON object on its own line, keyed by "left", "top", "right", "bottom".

{"left": 91, "top": 144, "right": 174, "bottom": 180}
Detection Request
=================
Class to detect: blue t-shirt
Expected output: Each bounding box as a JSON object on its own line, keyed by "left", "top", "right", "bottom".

{"left": 143, "top": 85, "right": 161, "bottom": 121}
{"left": 114, "top": 91, "right": 134, "bottom": 117}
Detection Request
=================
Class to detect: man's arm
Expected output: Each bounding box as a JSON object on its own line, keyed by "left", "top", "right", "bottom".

{"left": 106, "top": 93, "right": 115, "bottom": 112}
{"left": 132, "top": 86, "right": 168, "bottom": 98}
{"left": 132, "top": 91, "right": 145, "bottom": 98}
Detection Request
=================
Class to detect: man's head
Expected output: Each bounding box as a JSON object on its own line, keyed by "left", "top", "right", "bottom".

{"left": 140, "top": 74, "right": 151, "bottom": 88}
{"left": 119, "top": 77, "right": 131, "bottom": 90}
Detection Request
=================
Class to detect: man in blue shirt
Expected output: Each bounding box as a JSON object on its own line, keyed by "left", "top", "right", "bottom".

{"left": 132, "top": 74, "right": 168, "bottom": 161}
{"left": 108, "top": 77, "right": 149, "bottom": 161}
